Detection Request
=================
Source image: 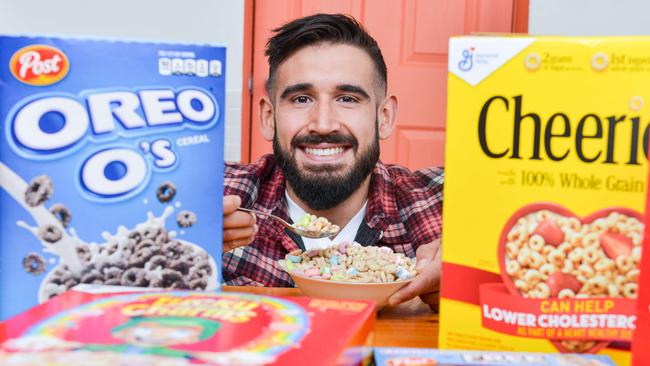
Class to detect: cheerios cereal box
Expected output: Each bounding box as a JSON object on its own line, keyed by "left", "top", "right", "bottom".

{"left": 0, "top": 35, "right": 225, "bottom": 320}
{"left": 440, "top": 36, "right": 650, "bottom": 366}
{"left": 0, "top": 289, "right": 375, "bottom": 365}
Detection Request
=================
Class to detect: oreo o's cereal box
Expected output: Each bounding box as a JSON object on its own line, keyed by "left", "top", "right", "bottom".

{"left": 0, "top": 35, "right": 225, "bottom": 319}
{"left": 440, "top": 36, "right": 650, "bottom": 365}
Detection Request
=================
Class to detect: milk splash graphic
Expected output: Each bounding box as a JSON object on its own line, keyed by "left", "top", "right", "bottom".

{"left": 0, "top": 162, "right": 218, "bottom": 302}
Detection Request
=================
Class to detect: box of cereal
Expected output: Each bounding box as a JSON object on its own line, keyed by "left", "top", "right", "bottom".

{"left": 631, "top": 171, "right": 650, "bottom": 366}
{"left": 0, "top": 289, "right": 375, "bottom": 365}
{"left": 440, "top": 36, "right": 649, "bottom": 366}
{"left": 0, "top": 35, "right": 225, "bottom": 319}
{"left": 374, "top": 347, "right": 616, "bottom": 366}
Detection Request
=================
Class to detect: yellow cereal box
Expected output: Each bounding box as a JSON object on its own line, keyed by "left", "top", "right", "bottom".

{"left": 440, "top": 36, "right": 649, "bottom": 366}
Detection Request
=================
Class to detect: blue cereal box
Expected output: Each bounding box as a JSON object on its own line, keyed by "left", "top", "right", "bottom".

{"left": 0, "top": 35, "right": 225, "bottom": 319}
{"left": 374, "top": 348, "right": 616, "bottom": 366}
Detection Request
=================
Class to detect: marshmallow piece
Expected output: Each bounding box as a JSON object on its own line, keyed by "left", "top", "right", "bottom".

{"left": 287, "top": 255, "right": 302, "bottom": 263}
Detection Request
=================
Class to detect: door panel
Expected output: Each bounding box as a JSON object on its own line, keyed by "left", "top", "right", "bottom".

{"left": 299, "top": 0, "right": 363, "bottom": 17}
{"left": 248, "top": 0, "right": 527, "bottom": 169}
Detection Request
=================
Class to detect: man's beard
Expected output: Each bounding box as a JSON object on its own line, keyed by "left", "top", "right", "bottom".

{"left": 274, "top": 125, "right": 380, "bottom": 211}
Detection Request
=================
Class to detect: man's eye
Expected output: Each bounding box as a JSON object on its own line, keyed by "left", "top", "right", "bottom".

{"left": 338, "top": 95, "right": 357, "bottom": 103}
{"left": 293, "top": 96, "right": 311, "bottom": 104}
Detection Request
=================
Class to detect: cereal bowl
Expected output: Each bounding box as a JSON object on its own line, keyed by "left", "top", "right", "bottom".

{"left": 284, "top": 267, "right": 414, "bottom": 308}
{"left": 278, "top": 242, "right": 418, "bottom": 307}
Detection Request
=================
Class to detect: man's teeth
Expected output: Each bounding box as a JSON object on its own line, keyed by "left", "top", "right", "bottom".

{"left": 304, "top": 147, "right": 344, "bottom": 156}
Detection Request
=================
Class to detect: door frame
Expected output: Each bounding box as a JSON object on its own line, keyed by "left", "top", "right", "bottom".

{"left": 240, "top": 0, "right": 255, "bottom": 163}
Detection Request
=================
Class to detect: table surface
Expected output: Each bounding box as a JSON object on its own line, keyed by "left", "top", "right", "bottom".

{"left": 222, "top": 286, "right": 438, "bottom": 348}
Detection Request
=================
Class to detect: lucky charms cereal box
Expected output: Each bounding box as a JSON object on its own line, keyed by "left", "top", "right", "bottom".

{"left": 0, "top": 35, "right": 225, "bottom": 319}
{"left": 440, "top": 36, "right": 650, "bottom": 366}
{"left": 0, "top": 289, "right": 375, "bottom": 365}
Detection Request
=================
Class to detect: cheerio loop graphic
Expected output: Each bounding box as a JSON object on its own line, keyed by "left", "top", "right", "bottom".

{"left": 591, "top": 52, "right": 609, "bottom": 71}
{"left": 629, "top": 96, "right": 644, "bottom": 111}
{"left": 524, "top": 52, "right": 542, "bottom": 71}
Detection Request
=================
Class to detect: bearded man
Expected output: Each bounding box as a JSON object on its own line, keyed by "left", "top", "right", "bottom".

{"left": 221, "top": 13, "right": 443, "bottom": 308}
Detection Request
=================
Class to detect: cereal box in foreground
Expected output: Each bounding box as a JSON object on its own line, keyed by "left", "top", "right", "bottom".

{"left": 631, "top": 171, "right": 650, "bottom": 366}
{"left": 374, "top": 347, "right": 616, "bottom": 366}
{"left": 0, "top": 290, "right": 375, "bottom": 365}
{"left": 440, "top": 36, "right": 649, "bottom": 366}
{"left": 0, "top": 35, "right": 225, "bottom": 319}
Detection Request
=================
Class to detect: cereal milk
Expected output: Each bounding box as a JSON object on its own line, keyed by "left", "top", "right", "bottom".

{"left": 440, "top": 36, "right": 650, "bottom": 366}
{"left": 0, "top": 35, "right": 225, "bottom": 319}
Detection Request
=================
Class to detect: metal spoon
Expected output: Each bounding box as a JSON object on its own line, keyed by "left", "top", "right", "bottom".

{"left": 236, "top": 207, "right": 339, "bottom": 239}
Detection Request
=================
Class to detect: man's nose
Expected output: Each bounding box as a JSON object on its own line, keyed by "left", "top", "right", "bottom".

{"left": 308, "top": 100, "right": 341, "bottom": 135}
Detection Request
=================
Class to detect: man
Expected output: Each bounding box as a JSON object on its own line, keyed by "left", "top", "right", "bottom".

{"left": 222, "top": 13, "right": 443, "bottom": 308}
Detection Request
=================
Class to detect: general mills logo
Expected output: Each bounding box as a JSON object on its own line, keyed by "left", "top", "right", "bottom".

{"left": 458, "top": 47, "right": 474, "bottom": 72}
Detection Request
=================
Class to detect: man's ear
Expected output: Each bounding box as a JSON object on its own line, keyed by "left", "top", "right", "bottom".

{"left": 259, "top": 96, "right": 275, "bottom": 142}
{"left": 377, "top": 94, "right": 398, "bottom": 140}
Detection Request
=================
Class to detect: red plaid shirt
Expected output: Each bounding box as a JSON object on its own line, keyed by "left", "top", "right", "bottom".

{"left": 223, "top": 154, "right": 444, "bottom": 287}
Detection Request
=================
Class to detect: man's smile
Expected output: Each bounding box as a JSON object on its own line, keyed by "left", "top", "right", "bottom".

{"left": 296, "top": 143, "right": 353, "bottom": 163}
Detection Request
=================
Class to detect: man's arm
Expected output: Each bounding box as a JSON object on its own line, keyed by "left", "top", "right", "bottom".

{"left": 385, "top": 166, "right": 443, "bottom": 309}
{"left": 387, "top": 238, "right": 441, "bottom": 310}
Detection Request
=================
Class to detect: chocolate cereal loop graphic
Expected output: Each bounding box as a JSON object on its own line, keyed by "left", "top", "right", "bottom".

{"left": 49, "top": 204, "right": 72, "bottom": 228}
{"left": 177, "top": 210, "right": 197, "bottom": 228}
{"left": 156, "top": 181, "right": 176, "bottom": 203}
{"left": 24, "top": 175, "right": 53, "bottom": 207}
{"left": 22, "top": 253, "right": 46, "bottom": 275}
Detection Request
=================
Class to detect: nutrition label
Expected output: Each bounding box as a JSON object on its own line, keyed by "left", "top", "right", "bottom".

{"left": 158, "top": 57, "right": 221, "bottom": 77}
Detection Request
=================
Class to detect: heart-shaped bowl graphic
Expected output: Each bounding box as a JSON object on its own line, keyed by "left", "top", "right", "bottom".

{"left": 497, "top": 202, "right": 643, "bottom": 354}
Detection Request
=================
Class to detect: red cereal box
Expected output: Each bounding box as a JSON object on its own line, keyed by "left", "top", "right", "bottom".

{"left": 632, "top": 180, "right": 650, "bottom": 366}
{"left": 0, "top": 288, "right": 375, "bottom": 365}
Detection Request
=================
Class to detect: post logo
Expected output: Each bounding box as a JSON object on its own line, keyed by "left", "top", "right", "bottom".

{"left": 10, "top": 45, "right": 69, "bottom": 86}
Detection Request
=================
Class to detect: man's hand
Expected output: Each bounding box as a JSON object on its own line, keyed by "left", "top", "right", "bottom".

{"left": 223, "top": 195, "right": 258, "bottom": 252}
{"left": 387, "top": 239, "right": 442, "bottom": 310}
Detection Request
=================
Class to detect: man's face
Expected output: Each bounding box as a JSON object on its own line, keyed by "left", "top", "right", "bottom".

{"left": 268, "top": 43, "right": 383, "bottom": 210}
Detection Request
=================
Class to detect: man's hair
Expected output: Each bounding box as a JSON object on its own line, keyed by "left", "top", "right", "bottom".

{"left": 265, "top": 13, "right": 387, "bottom": 96}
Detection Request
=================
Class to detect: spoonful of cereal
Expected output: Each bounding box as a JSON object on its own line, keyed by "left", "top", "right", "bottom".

{"left": 236, "top": 208, "right": 340, "bottom": 239}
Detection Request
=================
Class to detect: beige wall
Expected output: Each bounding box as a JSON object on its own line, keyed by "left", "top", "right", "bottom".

{"left": 530, "top": 0, "right": 650, "bottom": 35}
